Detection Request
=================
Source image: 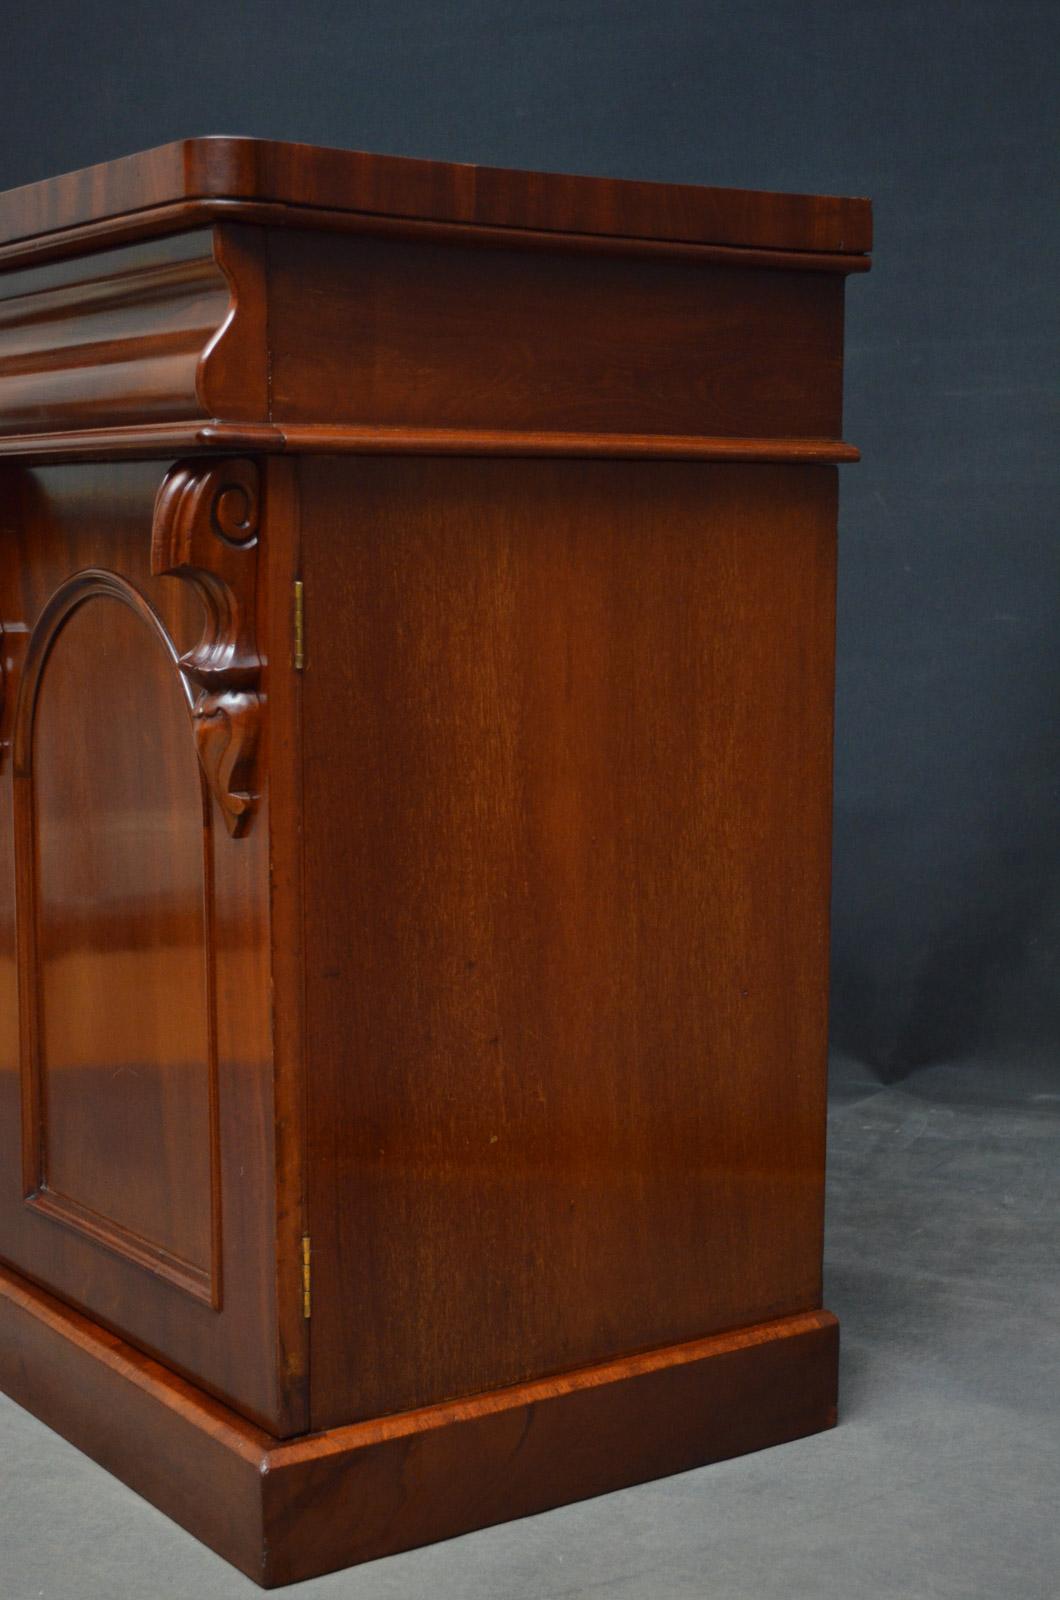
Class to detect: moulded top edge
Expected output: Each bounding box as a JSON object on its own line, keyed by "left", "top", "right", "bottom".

{"left": 0, "top": 136, "right": 873, "bottom": 257}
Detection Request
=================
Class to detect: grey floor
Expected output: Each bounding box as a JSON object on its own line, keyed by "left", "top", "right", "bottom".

{"left": 2, "top": 1055, "right": 1058, "bottom": 1600}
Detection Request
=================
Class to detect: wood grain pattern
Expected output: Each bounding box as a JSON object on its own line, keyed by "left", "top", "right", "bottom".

{"left": 0, "top": 201, "right": 873, "bottom": 280}
{"left": 301, "top": 456, "right": 837, "bottom": 1429}
{"left": 0, "top": 136, "right": 871, "bottom": 257}
{"left": 13, "top": 567, "right": 220, "bottom": 1306}
{"left": 0, "top": 1261, "right": 269, "bottom": 1576}
{"left": 267, "top": 230, "right": 847, "bottom": 439}
{"left": 0, "top": 221, "right": 848, "bottom": 447}
{"left": 0, "top": 1259, "right": 838, "bottom": 1588}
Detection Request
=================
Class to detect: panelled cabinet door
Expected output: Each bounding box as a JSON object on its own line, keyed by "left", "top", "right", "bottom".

{"left": 0, "top": 457, "right": 305, "bottom": 1435}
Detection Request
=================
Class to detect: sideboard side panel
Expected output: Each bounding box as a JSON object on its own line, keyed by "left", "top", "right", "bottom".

{"left": 301, "top": 456, "right": 838, "bottom": 1430}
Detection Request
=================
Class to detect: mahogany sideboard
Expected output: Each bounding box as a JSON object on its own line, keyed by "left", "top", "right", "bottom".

{"left": 0, "top": 138, "right": 871, "bottom": 1586}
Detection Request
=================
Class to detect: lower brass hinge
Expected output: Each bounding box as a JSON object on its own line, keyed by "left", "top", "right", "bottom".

{"left": 301, "top": 1234, "right": 312, "bottom": 1319}
{"left": 293, "top": 579, "right": 306, "bottom": 671}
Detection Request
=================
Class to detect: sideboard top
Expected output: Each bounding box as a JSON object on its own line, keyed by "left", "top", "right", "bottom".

{"left": 0, "top": 136, "right": 872, "bottom": 258}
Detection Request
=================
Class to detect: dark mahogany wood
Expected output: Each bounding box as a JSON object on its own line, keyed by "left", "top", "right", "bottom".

{"left": 0, "top": 222, "right": 853, "bottom": 449}
{"left": 16, "top": 568, "right": 219, "bottom": 1302}
{"left": 0, "top": 459, "right": 307, "bottom": 1435}
{"left": 0, "top": 1262, "right": 838, "bottom": 1588}
{"left": 0, "top": 229, "right": 266, "bottom": 436}
{"left": 0, "top": 139, "right": 870, "bottom": 1586}
{"left": 301, "top": 456, "right": 837, "bottom": 1428}
{"left": 0, "top": 421, "right": 862, "bottom": 465}
{"left": 266, "top": 231, "right": 847, "bottom": 439}
{"left": 0, "top": 136, "right": 871, "bottom": 257}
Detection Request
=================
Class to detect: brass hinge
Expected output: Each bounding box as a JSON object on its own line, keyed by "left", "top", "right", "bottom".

{"left": 301, "top": 1234, "right": 311, "bottom": 1319}
{"left": 293, "top": 579, "right": 306, "bottom": 671}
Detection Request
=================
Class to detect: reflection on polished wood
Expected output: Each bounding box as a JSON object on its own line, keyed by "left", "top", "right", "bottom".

{"left": 0, "top": 139, "right": 870, "bottom": 1586}
{"left": 0, "top": 233, "right": 235, "bottom": 433}
{"left": 19, "top": 586, "right": 216, "bottom": 1297}
{"left": 302, "top": 456, "right": 837, "bottom": 1427}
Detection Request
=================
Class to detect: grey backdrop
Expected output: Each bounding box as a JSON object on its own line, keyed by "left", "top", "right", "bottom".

{"left": 1, "top": 0, "right": 1056, "bottom": 1085}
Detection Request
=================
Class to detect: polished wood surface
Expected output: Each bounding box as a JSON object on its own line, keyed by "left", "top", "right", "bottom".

{"left": 0, "top": 421, "right": 862, "bottom": 466}
{"left": 0, "top": 227, "right": 266, "bottom": 437}
{"left": 0, "top": 218, "right": 852, "bottom": 450}
{"left": 18, "top": 576, "right": 217, "bottom": 1300}
{"left": 0, "top": 136, "right": 871, "bottom": 256}
{"left": 0, "top": 1262, "right": 838, "bottom": 1588}
{"left": 0, "top": 139, "right": 869, "bottom": 1585}
{"left": 0, "top": 460, "right": 306, "bottom": 1434}
{"left": 267, "top": 231, "right": 846, "bottom": 439}
{"left": 302, "top": 457, "right": 837, "bottom": 1427}
{"left": 0, "top": 233, "right": 232, "bottom": 433}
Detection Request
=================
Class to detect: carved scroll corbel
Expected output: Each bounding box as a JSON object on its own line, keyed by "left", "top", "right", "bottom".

{"left": 151, "top": 458, "right": 263, "bottom": 837}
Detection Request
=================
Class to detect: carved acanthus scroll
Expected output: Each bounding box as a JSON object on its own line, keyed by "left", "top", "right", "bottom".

{"left": 151, "top": 458, "right": 263, "bottom": 837}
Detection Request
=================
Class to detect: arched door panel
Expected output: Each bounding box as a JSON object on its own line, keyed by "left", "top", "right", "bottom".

{"left": 18, "top": 577, "right": 218, "bottom": 1304}
{"left": 0, "top": 458, "right": 305, "bottom": 1437}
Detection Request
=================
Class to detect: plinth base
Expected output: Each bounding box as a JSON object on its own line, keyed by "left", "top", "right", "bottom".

{"left": 0, "top": 1263, "right": 838, "bottom": 1588}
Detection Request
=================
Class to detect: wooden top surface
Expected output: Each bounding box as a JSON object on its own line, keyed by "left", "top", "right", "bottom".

{"left": 0, "top": 137, "right": 872, "bottom": 256}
